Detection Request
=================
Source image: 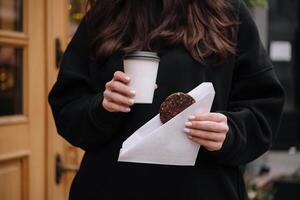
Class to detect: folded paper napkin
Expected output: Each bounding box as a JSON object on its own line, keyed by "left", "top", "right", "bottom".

{"left": 118, "top": 82, "right": 215, "bottom": 166}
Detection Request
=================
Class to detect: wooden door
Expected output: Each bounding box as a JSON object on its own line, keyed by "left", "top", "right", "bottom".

{"left": 0, "top": 0, "right": 46, "bottom": 200}
{"left": 46, "top": 0, "right": 85, "bottom": 200}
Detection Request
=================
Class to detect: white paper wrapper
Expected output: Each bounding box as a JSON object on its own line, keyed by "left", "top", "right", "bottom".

{"left": 118, "top": 82, "right": 215, "bottom": 166}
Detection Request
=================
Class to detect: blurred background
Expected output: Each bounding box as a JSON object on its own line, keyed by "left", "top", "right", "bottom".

{"left": 0, "top": 0, "right": 299, "bottom": 199}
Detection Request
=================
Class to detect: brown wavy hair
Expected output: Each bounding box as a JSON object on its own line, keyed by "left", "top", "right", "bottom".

{"left": 86, "top": 0, "right": 237, "bottom": 63}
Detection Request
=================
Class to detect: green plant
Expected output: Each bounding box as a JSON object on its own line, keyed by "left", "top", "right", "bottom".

{"left": 244, "top": 0, "right": 268, "bottom": 8}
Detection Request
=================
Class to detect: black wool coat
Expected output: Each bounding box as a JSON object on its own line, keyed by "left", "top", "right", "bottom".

{"left": 48, "top": 1, "right": 285, "bottom": 199}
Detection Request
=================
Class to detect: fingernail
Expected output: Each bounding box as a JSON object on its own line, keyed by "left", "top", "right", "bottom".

{"left": 189, "top": 115, "right": 195, "bottom": 120}
{"left": 184, "top": 128, "right": 190, "bottom": 133}
{"left": 130, "top": 90, "right": 136, "bottom": 95}
{"left": 185, "top": 122, "right": 192, "bottom": 127}
{"left": 128, "top": 99, "right": 135, "bottom": 105}
{"left": 125, "top": 108, "right": 131, "bottom": 112}
{"left": 125, "top": 76, "right": 130, "bottom": 81}
{"left": 187, "top": 135, "right": 193, "bottom": 139}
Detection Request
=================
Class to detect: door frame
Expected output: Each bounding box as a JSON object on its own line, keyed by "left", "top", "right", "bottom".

{"left": 45, "top": 0, "right": 76, "bottom": 200}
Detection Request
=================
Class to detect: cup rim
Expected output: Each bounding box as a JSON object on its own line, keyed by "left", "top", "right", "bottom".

{"left": 124, "top": 51, "right": 160, "bottom": 61}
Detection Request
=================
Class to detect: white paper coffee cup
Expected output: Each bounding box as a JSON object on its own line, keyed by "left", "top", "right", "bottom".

{"left": 123, "top": 51, "right": 160, "bottom": 104}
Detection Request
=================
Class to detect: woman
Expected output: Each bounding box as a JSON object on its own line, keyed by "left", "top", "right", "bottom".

{"left": 49, "top": 0, "right": 284, "bottom": 199}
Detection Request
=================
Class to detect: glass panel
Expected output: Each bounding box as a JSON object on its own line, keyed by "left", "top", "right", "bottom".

{"left": 0, "top": 0, "right": 23, "bottom": 32}
{"left": 0, "top": 45, "right": 23, "bottom": 116}
{"left": 268, "top": 0, "right": 300, "bottom": 149}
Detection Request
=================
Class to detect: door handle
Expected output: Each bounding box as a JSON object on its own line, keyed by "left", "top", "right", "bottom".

{"left": 55, "top": 154, "right": 79, "bottom": 184}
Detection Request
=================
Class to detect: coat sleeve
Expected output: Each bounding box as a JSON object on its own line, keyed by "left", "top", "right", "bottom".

{"left": 200, "top": 1, "right": 285, "bottom": 166}
{"left": 48, "top": 17, "right": 126, "bottom": 151}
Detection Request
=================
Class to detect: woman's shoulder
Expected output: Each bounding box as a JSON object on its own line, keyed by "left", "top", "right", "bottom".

{"left": 225, "top": 0, "right": 254, "bottom": 20}
{"left": 230, "top": 0, "right": 254, "bottom": 20}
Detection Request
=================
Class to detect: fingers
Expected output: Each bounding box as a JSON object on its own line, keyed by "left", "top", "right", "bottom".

{"left": 113, "top": 71, "right": 131, "bottom": 84}
{"left": 185, "top": 113, "right": 229, "bottom": 151}
{"left": 184, "top": 128, "right": 226, "bottom": 142}
{"left": 103, "top": 90, "right": 134, "bottom": 106}
{"left": 102, "top": 71, "right": 135, "bottom": 113}
{"left": 185, "top": 121, "right": 229, "bottom": 133}
{"left": 107, "top": 71, "right": 135, "bottom": 97}
{"left": 189, "top": 113, "right": 227, "bottom": 122}
{"left": 102, "top": 98, "right": 131, "bottom": 113}
{"left": 187, "top": 136, "right": 223, "bottom": 151}
{"left": 106, "top": 80, "right": 135, "bottom": 97}
{"left": 184, "top": 126, "right": 225, "bottom": 151}
{"left": 103, "top": 70, "right": 159, "bottom": 113}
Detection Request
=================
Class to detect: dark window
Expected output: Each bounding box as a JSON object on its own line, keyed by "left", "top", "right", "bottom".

{"left": 268, "top": 0, "right": 300, "bottom": 149}
{"left": 0, "top": 46, "right": 23, "bottom": 116}
{"left": 0, "top": 0, "right": 23, "bottom": 32}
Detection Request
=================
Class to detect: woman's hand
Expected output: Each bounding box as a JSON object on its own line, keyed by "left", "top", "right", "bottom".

{"left": 102, "top": 71, "right": 136, "bottom": 112}
{"left": 184, "top": 113, "right": 229, "bottom": 151}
